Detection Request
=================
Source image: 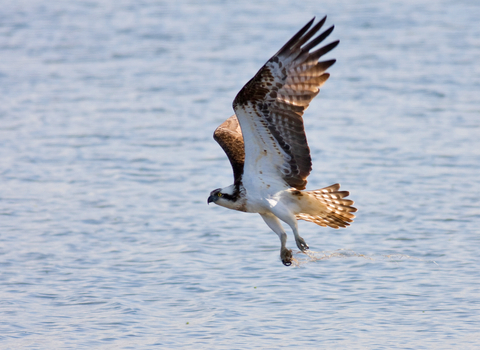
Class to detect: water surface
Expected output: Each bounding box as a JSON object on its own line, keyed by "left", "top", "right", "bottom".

{"left": 1, "top": 0, "right": 479, "bottom": 348}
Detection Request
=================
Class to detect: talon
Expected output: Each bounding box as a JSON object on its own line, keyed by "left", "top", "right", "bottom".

{"left": 296, "top": 237, "right": 309, "bottom": 251}
{"left": 280, "top": 248, "right": 293, "bottom": 266}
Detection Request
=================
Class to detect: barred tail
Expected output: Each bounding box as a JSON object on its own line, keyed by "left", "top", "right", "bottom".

{"left": 294, "top": 183, "right": 357, "bottom": 229}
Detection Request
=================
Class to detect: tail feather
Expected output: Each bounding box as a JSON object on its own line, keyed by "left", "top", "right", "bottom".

{"left": 294, "top": 183, "right": 357, "bottom": 229}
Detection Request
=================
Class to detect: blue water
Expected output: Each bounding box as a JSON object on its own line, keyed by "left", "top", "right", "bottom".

{"left": 1, "top": 0, "right": 479, "bottom": 348}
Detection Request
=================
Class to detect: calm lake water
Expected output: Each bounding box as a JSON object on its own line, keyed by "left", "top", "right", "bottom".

{"left": 1, "top": 0, "right": 479, "bottom": 349}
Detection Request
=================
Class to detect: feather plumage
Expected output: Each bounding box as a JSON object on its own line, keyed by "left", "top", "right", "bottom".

{"left": 210, "top": 17, "right": 357, "bottom": 266}
{"left": 232, "top": 16, "right": 339, "bottom": 190}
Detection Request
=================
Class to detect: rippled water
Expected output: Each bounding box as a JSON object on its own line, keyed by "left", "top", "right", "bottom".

{"left": 1, "top": 0, "right": 479, "bottom": 348}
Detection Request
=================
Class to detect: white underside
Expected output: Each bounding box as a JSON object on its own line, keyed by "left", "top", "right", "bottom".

{"left": 230, "top": 104, "right": 304, "bottom": 248}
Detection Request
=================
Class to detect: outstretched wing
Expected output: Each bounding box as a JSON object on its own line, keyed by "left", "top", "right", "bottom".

{"left": 233, "top": 16, "right": 338, "bottom": 190}
{"left": 213, "top": 115, "right": 244, "bottom": 185}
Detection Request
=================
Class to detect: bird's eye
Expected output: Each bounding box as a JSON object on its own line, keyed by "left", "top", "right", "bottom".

{"left": 218, "top": 193, "right": 222, "bottom": 197}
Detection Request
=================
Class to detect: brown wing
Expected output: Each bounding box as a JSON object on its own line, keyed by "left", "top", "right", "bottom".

{"left": 233, "top": 16, "right": 338, "bottom": 190}
{"left": 213, "top": 115, "right": 245, "bottom": 184}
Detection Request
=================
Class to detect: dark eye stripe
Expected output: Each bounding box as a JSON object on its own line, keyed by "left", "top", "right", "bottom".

{"left": 221, "top": 193, "right": 235, "bottom": 201}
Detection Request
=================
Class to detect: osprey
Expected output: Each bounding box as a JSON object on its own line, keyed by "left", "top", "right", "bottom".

{"left": 208, "top": 16, "right": 357, "bottom": 266}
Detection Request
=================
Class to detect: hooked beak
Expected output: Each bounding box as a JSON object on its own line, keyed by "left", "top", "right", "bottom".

{"left": 207, "top": 195, "right": 215, "bottom": 205}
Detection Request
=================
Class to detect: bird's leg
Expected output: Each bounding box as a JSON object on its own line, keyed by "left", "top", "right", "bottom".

{"left": 260, "top": 213, "right": 292, "bottom": 266}
{"left": 269, "top": 205, "right": 309, "bottom": 252}
{"left": 287, "top": 218, "right": 309, "bottom": 252}
{"left": 281, "top": 216, "right": 308, "bottom": 252}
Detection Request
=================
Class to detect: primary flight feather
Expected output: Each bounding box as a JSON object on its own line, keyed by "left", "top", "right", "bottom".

{"left": 208, "top": 16, "right": 357, "bottom": 266}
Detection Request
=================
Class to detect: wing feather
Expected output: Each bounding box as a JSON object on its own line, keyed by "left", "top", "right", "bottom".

{"left": 213, "top": 115, "right": 245, "bottom": 185}
{"left": 232, "top": 16, "right": 338, "bottom": 190}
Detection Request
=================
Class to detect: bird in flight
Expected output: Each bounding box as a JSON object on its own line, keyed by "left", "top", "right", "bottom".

{"left": 208, "top": 16, "right": 357, "bottom": 266}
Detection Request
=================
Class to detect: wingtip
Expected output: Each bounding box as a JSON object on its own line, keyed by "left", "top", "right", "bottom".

{"left": 304, "top": 17, "right": 316, "bottom": 31}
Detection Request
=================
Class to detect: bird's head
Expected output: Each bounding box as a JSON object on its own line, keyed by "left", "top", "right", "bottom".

{"left": 207, "top": 188, "right": 223, "bottom": 205}
{"left": 207, "top": 185, "right": 242, "bottom": 210}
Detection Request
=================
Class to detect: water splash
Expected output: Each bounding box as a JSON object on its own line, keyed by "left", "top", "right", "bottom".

{"left": 290, "top": 249, "right": 437, "bottom": 267}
